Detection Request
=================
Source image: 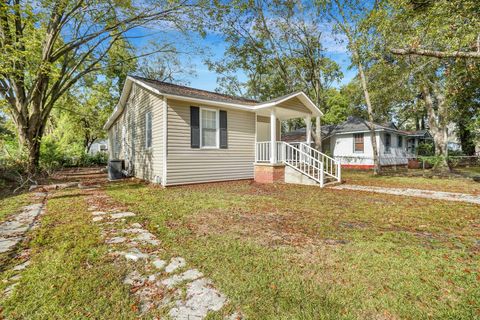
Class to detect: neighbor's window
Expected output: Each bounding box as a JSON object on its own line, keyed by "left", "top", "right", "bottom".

{"left": 354, "top": 133, "right": 364, "bottom": 152}
{"left": 201, "top": 108, "right": 218, "bottom": 148}
{"left": 385, "top": 133, "right": 391, "bottom": 153}
{"left": 145, "top": 111, "right": 152, "bottom": 149}
{"left": 397, "top": 135, "right": 403, "bottom": 148}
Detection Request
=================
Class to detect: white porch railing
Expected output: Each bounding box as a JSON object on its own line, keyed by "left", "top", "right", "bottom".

{"left": 255, "top": 141, "right": 341, "bottom": 187}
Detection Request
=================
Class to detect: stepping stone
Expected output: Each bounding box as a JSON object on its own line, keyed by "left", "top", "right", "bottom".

{"left": 110, "top": 212, "right": 136, "bottom": 219}
{"left": 135, "top": 232, "right": 160, "bottom": 245}
{"left": 152, "top": 259, "right": 166, "bottom": 270}
{"left": 122, "top": 228, "right": 147, "bottom": 234}
{"left": 92, "top": 211, "right": 107, "bottom": 216}
{"left": 106, "top": 236, "right": 127, "bottom": 244}
{"left": 92, "top": 216, "right": 104, "bottom": 222}
{"left": 161, "top": 269, "right": 203, "bottom": 288}
{"left": 165, "top": 257, "right": 186, "bottom": 273}
{"left": 124, "top": 270, "right": 146, "bottom": 286}
{"left": 0, "top": 237, "right": 22, "bottom": 253}
{"left": 12, "top": 260, "right": 30, "bottom": 271}
{"left": 131, "top": 223, "right": 143, "bottom": 228}
{"left": 0, "top": 221, "right": 28, "bottom": 237}
{"left": 3, "top": 282, "right": 18, "bottom": 296}
{"left": 122, "top": 248, "right": 149, "bottom": 261}
{"left": 33, "top": 192, "right": 47, "bottom": 197}
{"left": 168, "top": 278, "right": 227, "bottom": 319}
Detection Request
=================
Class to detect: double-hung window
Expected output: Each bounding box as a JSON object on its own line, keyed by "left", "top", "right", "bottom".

{"left": 145, "top": 111, "right": 152, "bottom": 149}
{"left": 200, "top": 108, "right": 219, "bottom": 148}
{"left": 397, "top": 135, "right": 403, "bottom": 148}
{"left": 354, "top": 133, "right": 364, "bottom": 152}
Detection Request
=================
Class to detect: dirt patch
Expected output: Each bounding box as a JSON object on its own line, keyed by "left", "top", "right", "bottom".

{"left": 190, "top": 208, "right": 348, "bottom": 250}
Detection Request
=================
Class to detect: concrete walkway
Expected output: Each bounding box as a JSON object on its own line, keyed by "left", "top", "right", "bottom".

{"left": 331, "top": 184, "right": 480, "bottom": 205}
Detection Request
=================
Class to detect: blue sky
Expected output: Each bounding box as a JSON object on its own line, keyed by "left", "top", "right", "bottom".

{"left": 130, "top": 27, "right": 355, "bottom": 93}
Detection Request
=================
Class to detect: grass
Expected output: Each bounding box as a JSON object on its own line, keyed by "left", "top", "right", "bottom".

{"left": 0, "top": 192, "right": 31, "bottom": 222}
{"left": 0, "top": 189, "right": 136, "bottom": 319}
{"left": 107, "top": 180, "right": 480, "bottom": 319}
{"left": 342, "top": 169, "right": 480, "bottom": 195}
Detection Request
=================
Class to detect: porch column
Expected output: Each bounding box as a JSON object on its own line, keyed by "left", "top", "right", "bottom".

{"left": 270, "top": 109, "right": 277, "bottom": 164}
{"left": 305, "top": 115, "right": 312, "bottom": 146}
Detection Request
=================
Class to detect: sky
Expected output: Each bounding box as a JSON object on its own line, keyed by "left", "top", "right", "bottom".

{"left": 130, "top": 24, "right": 356, "bottom": 94}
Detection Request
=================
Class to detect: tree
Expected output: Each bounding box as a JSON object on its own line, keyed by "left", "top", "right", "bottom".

{"left": 0, "top": 0, "right": 204, "bottom": 174}
{"left": 322, "top": 0, "right": 382, "bottom": 174}
{"left": 209, "top": 0, "right": 342, "bottom": 149}
{"left": 135, "top": 43, "right": 197, "bottom": 85}
{"left": 378, "top": 0, "right": 480, "bottom": 168}
{"left": 386, "top": 0, "right": 480, "bottom": 60}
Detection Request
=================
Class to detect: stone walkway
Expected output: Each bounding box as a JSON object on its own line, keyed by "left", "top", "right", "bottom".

{"left": 0, "top": 192, "right": 46, "bottom": 254}
{"left": 331, "top": 184, "right": 480, "bottom": 205}
{"left": 1, "top": 192, "right": 47, "bottom": 296}
{"left": 85, "top": 189, "right": 239, "bottom": 319}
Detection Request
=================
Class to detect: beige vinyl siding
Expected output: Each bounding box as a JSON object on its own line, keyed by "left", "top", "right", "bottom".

{"left": 107, "top": 84, "right": 164, "bottom": 182}
{"left": 166, "top": 99, "right": 255, "bottom": 185}
{"left": 256, "top": 116, "right": 281, "bottom": 140}
{"left": 277, "top": 96, "right": 311, "bottom": 114}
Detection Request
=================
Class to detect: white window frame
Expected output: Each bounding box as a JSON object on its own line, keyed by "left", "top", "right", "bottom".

{"left": 353, "top": 133, "right": 364, "bottom": 153}
{"left": 199, "top": 107, "right": 220, "bottom": 149}
{"left": 145, "top": 111, "right": 152, "bottom": 149}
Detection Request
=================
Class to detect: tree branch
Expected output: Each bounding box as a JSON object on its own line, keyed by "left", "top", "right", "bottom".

{"left": 391, "top": 47, "right": 480, "bottom": 59}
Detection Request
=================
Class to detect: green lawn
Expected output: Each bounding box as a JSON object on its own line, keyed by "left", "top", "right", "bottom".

{"left": 1, "top": 189, "right": 135, "bottom": 319}
{"left": 1, "top": 173, "right": 479, "bottom": 319}
{"left": 342, "top": 169, "right": 480, "bottom": 195}
{"left": 105, "top": 180, "right": 480, "bottom": 319}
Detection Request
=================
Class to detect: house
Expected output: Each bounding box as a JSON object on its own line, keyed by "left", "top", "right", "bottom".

{"left": 103, "top": 76, "right": 339, "bottom": 187}
{"left": 88, "top": 139, "right": 108, "bottom": 155}
{"left": 282, "top": 116, "right": 432, "bottom": 169}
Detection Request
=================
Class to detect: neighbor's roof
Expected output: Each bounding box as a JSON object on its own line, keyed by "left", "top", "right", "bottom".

{"left": 130, "top": 76, "right": 259, "bottom": 105}
{"left": 281, "top": 116, "right": 431, "bottom": 141}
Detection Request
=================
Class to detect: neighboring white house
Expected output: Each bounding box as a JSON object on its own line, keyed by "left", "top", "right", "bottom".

{"left": 88, "top": 139, "right": 108, "bottom": 155}
{"left": 282, "top": 117, "right": 432, "bottom": 169}
{"left": 103, "top": 76, "right": 339, "bottom": 187}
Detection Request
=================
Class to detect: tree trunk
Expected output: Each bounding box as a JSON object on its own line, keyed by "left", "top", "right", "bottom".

{"left": 421, "top": 84, "right": 450, "bottom": 171}
{"left": 356, "top": 60, "right": 380, "bottom": 175}
{"left": 13, "top": 101, "right": 46, "bottom": 176}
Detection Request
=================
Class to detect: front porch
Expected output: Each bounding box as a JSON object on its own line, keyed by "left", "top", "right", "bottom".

{"left": 251, "top": 92, "right": 340, "bottom": 187}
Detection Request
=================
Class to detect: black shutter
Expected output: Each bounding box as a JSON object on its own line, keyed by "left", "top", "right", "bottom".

{"left": 219, "top": 110, "right": 228, "bottom": 149}
{"left": 190, "top": 106, "right": 200, "bottom": 148}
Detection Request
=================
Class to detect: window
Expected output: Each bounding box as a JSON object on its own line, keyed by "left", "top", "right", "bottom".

{"left": 354, "top": 133, "right": 364, "bottom": 152}
{"left": 145, "top": 111, "right": 152, "bottom": 149}
{"left": 397, "top": 135, "right": 403, "bottom": 148}
{"left": 385, "top": 133, "right": 391, "bottom": 153}
{"left": 200, "top": 108, "right": 219, "bottom": 148}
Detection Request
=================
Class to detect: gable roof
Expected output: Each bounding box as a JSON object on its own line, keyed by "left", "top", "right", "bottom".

{"left": 104, "top": 76, "right": 322, "bottom": 129}
{"left": 130, "top": 76, "right": 258, "bottom": 105}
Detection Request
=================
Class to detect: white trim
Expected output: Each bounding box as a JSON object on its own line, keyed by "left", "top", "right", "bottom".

{"left": 253, "top": 92, "right": 323, "bottom": 116}
{"left": 199, "top": 107, "right": 220, "bottom": 149}
{"left": 162, "top": 96, "right": 168, "bottom": 187}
